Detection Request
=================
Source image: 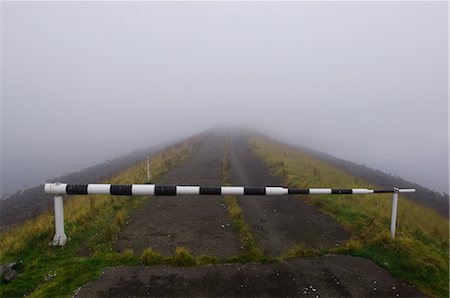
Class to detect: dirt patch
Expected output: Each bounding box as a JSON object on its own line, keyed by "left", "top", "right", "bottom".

{"left": 115, "top": 133, "right": 241, "bottom": 257}
{"left": 228, "top": 134, "right": 350, "bottom": 256}
{"left": 76, "top": 255, "right": 421, "bottom": 297}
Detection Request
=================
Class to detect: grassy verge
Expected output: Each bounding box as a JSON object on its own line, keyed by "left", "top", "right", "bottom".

{"left": 221, "top": 141, "right": 265, "bottom": 262}
{"left": 0, "top": 136, "right": 202, "bottom": 297}
{"left": 248, "top": 134, "right": 449, "bottom": 297}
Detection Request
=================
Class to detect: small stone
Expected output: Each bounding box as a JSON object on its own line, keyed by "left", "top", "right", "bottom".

{"left": 373, "top": 287, "right": 377, "bottom": 291}
{"left": 2, "top": 268, "right": 17, "bottom": 283}
{"left": 221, "top": 224, "right": 225, "bottom": 229}
{"left": 392, "top": 286, "right": 396, "bottom": 290}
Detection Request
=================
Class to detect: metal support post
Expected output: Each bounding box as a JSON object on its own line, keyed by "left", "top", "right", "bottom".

{"left": 390, "top": 188, "right": 399, "bottom": 239}
{"left": 52, "top": 195, "right": 67, "bottom": 246}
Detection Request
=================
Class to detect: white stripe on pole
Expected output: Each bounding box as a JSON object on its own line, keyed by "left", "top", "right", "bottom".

{"left": 45, "top": 183, "right": 67, "bottom": 195}
{"left": 87, "top": 184, "right": 111, "bottom": 194}
{"left": 132, "top": 185, "right": 155, "bottom": 196}
{"left": 309, "top": 188, "right": 332, "bottom": 194}
{"left": 177, "top": 186, "right": 200, "bottom": 195}
{"left": 397, "top": 189, "right": 415, "bottom": 193}
{"left": 221, "top": 186, "right": 244, "bottom": 195}
{"left": 265, "top": 187, "right": 288, "bottom": 195}
{"left": 352, "top": 188, "right": 374, "bottom": 194}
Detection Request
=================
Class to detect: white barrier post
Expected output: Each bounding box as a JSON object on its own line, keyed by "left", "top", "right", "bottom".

{"left": 52, "top": 195, "right": 67, "bottom": 246}
{"left": 390, "top": 189, "right": 399, "bottom": 239}
{"left": 147, "top": 156, "right": 150, "bottom": 181}
{"left": 390, "top": 187, "right": 416, "bottom": 239}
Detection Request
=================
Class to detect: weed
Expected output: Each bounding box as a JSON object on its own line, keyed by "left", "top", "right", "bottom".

{"left": 173, "top": 247, "right": 196, "bottom": 267}
{"left": 197, "top": 255, "right": 219, "bottom": 265}
{"left": 121, "top": 248, "right": 135, "bottom": 262}
{"left": 141, "top": 248, "right": 163, "bottom": 265}
{"left": 281, "top": 245, "right": 324, "bottom": 260}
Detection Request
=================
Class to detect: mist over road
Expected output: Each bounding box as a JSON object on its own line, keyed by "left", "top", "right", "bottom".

{"left": 77, "top": 132, "right": 421, "bottom": 297}
{"left": 2, "top": 1, "right": 448, "bottom": 196}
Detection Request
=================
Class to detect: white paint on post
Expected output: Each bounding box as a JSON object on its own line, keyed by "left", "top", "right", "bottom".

{"left": 52, "top": 195, "right": 67, "bottom": 246}
{"left": 309, "top": 188, "right": 332, "bottom": 194}
{"left": 221, "top": 186, "right": 244, "bottom": 195}
{"left": 44, "top": 182, "right": 67, "bottom": 195}
{"left": 177, "top": 186, "right": 200, "bottom": 195}
{"left": 266, "top": 187, "right": 288, "bottom": 195}
{"left": 352, "top": 188, "right": 374, "bottom": 194}
{"left": 147, "top": 156, "right": 150, "bottom": 181}
{"left": 131, "top": 184, "right": 155, "bottom": 196}
{"left": 390, "top": 190, "right": 399, "bottom": 239}
{"left": 87, "top": 184, "right": 111, "bottom": 194}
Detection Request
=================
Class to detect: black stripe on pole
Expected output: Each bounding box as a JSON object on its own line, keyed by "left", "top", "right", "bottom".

{"left": 110, "top": 185, "right": 132, "bottom": 195}
{"left": 200, "top": 187, "right": 222, "bottom": 195}
{"left": 373, "top": 190, "right": 394, "bottom": 193}
{"left": 244, "top": 187, "right": 266, "bottom": 195}
{"left": 155, "top": 185, "right": 177, "bottom": 195}
{"left": 288, "top": 189, "right": 310, "bottom": 194}
{"left": 332, "top": 189, "right": 353, "bottom": 194}
{"left": 66, "top": 184, "right": 88, "bottom": 195}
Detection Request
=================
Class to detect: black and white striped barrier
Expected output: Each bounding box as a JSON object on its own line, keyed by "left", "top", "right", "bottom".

{"left": 44, "top": 183, "right": 415, "bottom": 245}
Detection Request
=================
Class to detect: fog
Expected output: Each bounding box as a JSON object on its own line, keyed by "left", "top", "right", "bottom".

{"left": 1, "top": 1, "right": 448, "bottom": 196}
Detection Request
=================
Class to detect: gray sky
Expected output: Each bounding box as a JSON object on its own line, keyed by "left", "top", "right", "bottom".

{"left": 1, "top": 1, "right": 448, "bottom": 195}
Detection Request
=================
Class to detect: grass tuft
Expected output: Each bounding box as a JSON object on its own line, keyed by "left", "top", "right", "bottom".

{"left": 141, "top": 248, "right": 163, "bottom": 265}
{"left": 173, "top": 247, "right": 196, "bottom": 267}
{"left": 281, "top": 245, "right": 324, "bottom": 260}
{"left": 222, "top": 140, "right": 265, "bottom": 262}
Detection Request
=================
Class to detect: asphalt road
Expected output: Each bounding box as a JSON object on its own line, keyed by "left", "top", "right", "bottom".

{"left": 77, "top": 132, "right": 422, "bottom": 297}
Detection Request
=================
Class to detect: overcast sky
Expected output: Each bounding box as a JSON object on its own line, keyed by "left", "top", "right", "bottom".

{"left": 1, "top": 1, "right": 448, "bottom": 195}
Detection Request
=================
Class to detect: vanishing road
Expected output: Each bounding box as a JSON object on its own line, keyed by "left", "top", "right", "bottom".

{"left": 77, "top": 132, "right": 421, "bottom": 297}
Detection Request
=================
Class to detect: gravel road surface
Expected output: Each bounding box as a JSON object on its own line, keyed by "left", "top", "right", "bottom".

{"left": 77, "top": 132, "right": 422, "bottom": 297}
{"left": 77, "top": 255, "right": 421, "bottom": 297}
{"left": 115, "top": 133, "right": 241, "bottom": 257}
{"left": 228, "top": 134, "right": 350, "bottom": 256}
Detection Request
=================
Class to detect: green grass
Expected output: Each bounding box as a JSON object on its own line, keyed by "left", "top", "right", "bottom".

{"left": 248, "top": 134, "right": 449, "bottom": 297}
{"left": 0, "top": 135, "right": 203, "bottom": 297}
{"left": 221, "top": 141, "right": 265, "bottom": 262}
{"left": 2, "top": 132, "right": 447, "bottom": 296}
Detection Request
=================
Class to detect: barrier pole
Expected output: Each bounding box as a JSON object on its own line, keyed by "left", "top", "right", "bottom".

{"left": 52, "top": 195, "right": 67, "bottom": 246}
{"left": 44, "top": 183, "right": 415, "bottom": 245}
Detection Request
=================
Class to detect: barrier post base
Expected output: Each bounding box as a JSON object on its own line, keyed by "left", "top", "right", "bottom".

{"left": 52, "top": 195, "right": 67, "bottom": 246}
